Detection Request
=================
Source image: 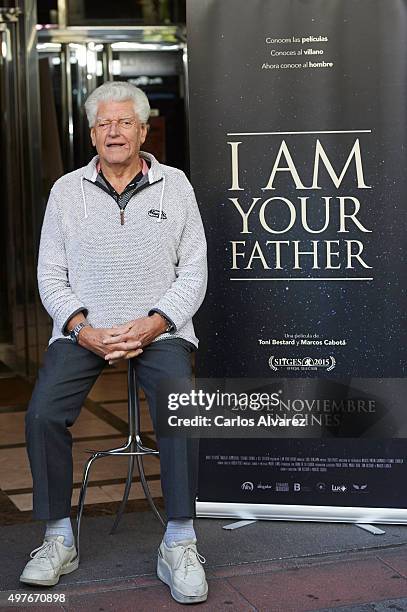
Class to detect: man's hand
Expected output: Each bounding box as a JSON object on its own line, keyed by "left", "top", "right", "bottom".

{"left": 102, "top": 314, "right": 167, "bottom": 363}
{"left": 78, "top": 325, "right": 143, "bottom": 362}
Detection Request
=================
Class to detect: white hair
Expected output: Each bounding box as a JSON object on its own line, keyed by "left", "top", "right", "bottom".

{"left": 84, "top": 81, "right": 151, "bottom": 127}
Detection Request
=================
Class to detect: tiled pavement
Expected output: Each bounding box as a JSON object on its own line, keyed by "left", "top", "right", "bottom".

{"left": 2, "top": 511, "right": 407, "bottom": 611}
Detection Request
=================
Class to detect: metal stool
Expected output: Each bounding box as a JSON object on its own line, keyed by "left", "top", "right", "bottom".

{"left": 76, "top": 359, "right": 165, "bottom": 558}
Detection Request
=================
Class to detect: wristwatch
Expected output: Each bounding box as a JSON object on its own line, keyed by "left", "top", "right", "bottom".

{"left": 148, "top": 310, "right": 175, "bottom": 333}
{"left": 69, "top": 321, "right": 90, "bottom": 344}
{"left": 163, "top": 317, "right": 175, "bottom": 333}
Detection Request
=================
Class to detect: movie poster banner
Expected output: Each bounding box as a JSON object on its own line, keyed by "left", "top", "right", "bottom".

{"left": 186, "top": 0, "right": 407, "bottom": 521}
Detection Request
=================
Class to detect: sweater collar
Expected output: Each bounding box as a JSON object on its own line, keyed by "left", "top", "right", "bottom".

{"left": 82, "top": 150, "right": 164, "bottom": 184}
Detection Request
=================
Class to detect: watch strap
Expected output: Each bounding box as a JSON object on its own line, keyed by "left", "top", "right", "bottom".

{"left": 70, "top": 321, "right": 90, "bottom": 343}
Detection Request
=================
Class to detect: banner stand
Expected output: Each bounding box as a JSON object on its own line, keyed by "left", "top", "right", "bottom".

{"left": 196, "top": 502, "right": 407, "bottom": 525}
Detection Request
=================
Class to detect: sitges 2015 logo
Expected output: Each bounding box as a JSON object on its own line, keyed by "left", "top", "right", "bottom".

{"left": 269, "top": 355, "right": 336, "bottom": 371}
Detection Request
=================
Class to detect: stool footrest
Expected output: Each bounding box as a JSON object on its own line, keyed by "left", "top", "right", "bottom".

{"left": 86, "top": 449, "right": 159, "bottom": 456}
{"left": 84, "top": 442, "right": 158, "bottom": 455}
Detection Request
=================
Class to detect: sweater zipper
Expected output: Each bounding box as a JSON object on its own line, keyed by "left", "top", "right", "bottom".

{"left": 115, "top": 192, "right": 125, "bottom": 226}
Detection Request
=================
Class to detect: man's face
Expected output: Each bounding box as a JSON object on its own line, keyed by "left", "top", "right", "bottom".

{"left": 90, "top": 99, "right": 148, "bottom": 165}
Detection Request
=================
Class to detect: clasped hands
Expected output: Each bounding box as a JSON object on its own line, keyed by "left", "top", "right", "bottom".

{"left": 78, "top": 314, "right": 167, "bottom": 365}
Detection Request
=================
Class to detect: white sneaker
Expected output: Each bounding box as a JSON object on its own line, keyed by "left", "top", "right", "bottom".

{"left": 20, "top": 536, "right": 79, "bottom": 586}
{"left": 157, "top": 538, "right": 208, "bottom": 604}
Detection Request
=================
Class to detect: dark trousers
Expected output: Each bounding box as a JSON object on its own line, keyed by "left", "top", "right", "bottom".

{"left": 25, "top": 338, "right": 198, "bottom": 521}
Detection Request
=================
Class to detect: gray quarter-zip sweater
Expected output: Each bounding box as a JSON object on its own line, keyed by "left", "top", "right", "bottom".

{"left": 38, "top": 151, "right": 207, "bottom": 347}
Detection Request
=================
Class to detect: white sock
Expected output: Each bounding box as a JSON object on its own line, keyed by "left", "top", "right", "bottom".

{"left": 164, "top": 519, "right": 196, "bottom": 546}
{"left": 45, "top": 517, "right": 74, "bottom": 547}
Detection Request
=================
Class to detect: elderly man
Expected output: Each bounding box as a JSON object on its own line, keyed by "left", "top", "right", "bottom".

{"left": 20, "top": 81, "right": 208, "bottom": 604}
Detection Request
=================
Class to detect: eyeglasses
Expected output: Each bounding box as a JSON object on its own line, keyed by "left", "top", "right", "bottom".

{"left": 95, "top": 118, "right": 143, "bottom": 131}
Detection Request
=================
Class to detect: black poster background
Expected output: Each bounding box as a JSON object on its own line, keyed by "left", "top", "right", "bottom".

{"left": 187, "top": 0, "right": 407, "bottom": 510}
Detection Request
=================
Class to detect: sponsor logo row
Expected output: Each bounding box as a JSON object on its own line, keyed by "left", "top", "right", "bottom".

{"left": 241, "top": 481, "right": 368, "bottom": 492}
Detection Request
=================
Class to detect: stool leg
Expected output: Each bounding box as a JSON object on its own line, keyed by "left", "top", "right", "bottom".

{"left": 109, "top": 359, "right": 138, "bottom": 535}
{"left": 107, "top": 359, "right": 165, "bottom": 534}
{"left": 76, "top": 452, "right": 102, "bottom": 559}
{"left": 110, "top": 450, "right": 136, "bottom": 535}
{"left": 136, "top": 454, "right": 166, "bottom": 529}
